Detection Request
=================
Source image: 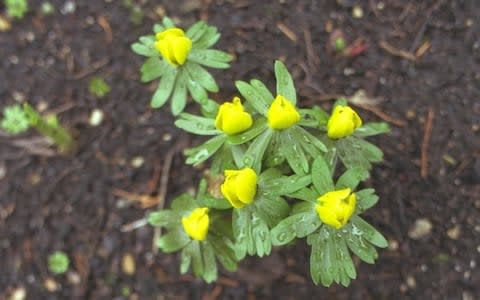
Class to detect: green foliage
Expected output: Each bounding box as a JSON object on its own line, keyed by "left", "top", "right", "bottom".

{"left": 48, "top": 251, "right": 70, "bottom": 274}
{"left": 23, "top": 103, "right": 74, "bottom": 152}
{"left": 88, "top": 77, "right": 111, "bottom": 98}
{"left": 133, "top": 20, "right": 390, "bottom": 287}
{"left": 1, "top": 105, "right": 30, "bottom": 134}
{"left": 5, "top": 0, "right": 28, "bottom": 19}
{"left": 132, "top": 17, "right": 232, "bottom": 115}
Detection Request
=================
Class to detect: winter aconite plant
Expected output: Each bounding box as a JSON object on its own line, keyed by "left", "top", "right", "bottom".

{"left": 132, "top": 17, "right": 233, "bottom": 115}
{"left": 133, "top": 17, "right": 390, "bottom": 287}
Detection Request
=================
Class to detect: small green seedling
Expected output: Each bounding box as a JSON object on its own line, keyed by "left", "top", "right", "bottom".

{"left": 48, "top": 251, "right": 70, "bottom": 274}
{"left": 334, "top": 37, "right": 346, "bottom": 53}
{"left": 88, "top": 77, "right": 111, "bottom": 98}
{"left": 41, "top": 2, "right": 55, "bottom": 15}
{"left": 2, "top": 103, "right": 74, "bottom": 152}
{"left": 23, "top": 103, "right": 75, "bottom": 153}
{"left": 5, "top": 0, "right": 28, "bottom": 19}
{"left": 1, "top": 104, "right": 30, "bottom": 134}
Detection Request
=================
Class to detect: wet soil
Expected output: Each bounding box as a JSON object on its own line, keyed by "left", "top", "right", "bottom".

{"left": 1, "top": 0, "right": 479, "bottom": 299}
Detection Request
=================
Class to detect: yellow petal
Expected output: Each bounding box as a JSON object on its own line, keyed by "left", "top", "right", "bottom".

{"left": 327, "top": 105, "right": 363, "bottom": 139}
{"left": 215, "top": 97, "right": 253, "bottom": 135}
{"left": 316, "top": 188, "right": 356, "bottom": 229}
{"left": 234, "top": 168, "right": 257, "bottom": 204}
{"left": 182, "top": 207, "right": 209, "bottom": 241}
{"left": 172, "top": 36, "right": 192, "bottom": 65}
{"left": 267, "top": 95, "right": 300, "bottom": 129}
{"left": 221, "top": 168, "right": 258, "bottom": 208}
{"left": 154, "top": 40, "right": 175, "bottom": 66}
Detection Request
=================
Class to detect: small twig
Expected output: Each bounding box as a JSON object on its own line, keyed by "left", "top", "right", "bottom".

{"left": 277, "top": 22, "right": 298, "bottom": 42}
{"left": 97, "top": 16, "right": 113, "bottom": 44}
{"left": 202, "top": 285, "right": 223, "bottom": 300}
{"left": 71, "top": 57, "right": 110, "bottom": 80}
{"left": 421, "top": 108, "right": 435, "bottom": 178}
{"left": 120, "top": 218, "right": 149, "bottom": 232}
{"left": 379, "top": 40, "right": 416, "bottom": 61}
{"left": 303, "top": 27, "right": 320, "bottom": 68}
{"left": 357, "top": 104, "right": 408, "bottom": 127}
{"left": 152, "top": 138, "right": 188, "bottom": 253}
{"left": 415, "top": 40, "right": 431, "bottom": 58}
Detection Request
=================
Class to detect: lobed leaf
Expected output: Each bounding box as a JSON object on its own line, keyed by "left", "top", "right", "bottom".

{"left": 274, "top": 60, "right": 296, "bottom": 105}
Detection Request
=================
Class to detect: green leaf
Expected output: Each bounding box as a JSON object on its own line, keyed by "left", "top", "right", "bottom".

{"left": 209, "top": 233, "right": 238, "bottom": 272}
{"left": 309, "top": 233, "right": 324, "bottom": 285}
{"left": 131, "top": 42, "right": 158, "bottom": 57}
{"left": 171, "top": 73, "right": 188, "bottom": 115}
{"left": 345, "top": 229, "right": 378, "bottom": 264}
{"left": 186, "top": 21, "right": 208, "bottom": 41}
{"left": 187, "top": 79, "right": 208, "bottom": 103}
{"left": 271, "top": 212, "right": 320, "bottom": 246}
{"left": 292, "top": 126, "right": 327, "bottom": 154}
{"left": 351, "top": 216, "right": 388, "bottom": 248}
{"left": 281, "top": 129, "right": 309, "bottom": 175}
{"left": 254, "top": 195, "right": 290, "bottom": 227}
{"left": 334, "top": 97, "right": 348, "bottom": 107}
{"left": 201, "top": 242, "right": 218, "bottom": 283}
{"left": 162, "top": 17, "right": 175, "bottom": 28}
{"left": 197, "top": 195, "right": 231, "bottom": 210}
{"left": 184, "top": 62, "right": 219, "bottom": 92}
{"left": 153, "top": 23, "right": 165, "bottom": 33}
{"left": 356, "top": 188, "right": 379, "bottom": 212}
{"left": 251, "top": 215, "right": 271, "bottom": 257}
{"left": 156, "top": 229, "right": 190, "bottom": 253}
{"left": 232, "top": 209, "right": 250, "bottom": 260}
{"left": 335, "top": 167, "right": 370, "bottom": 190}
{"left": 184, "top": 135, "right": 226, "bottom": 166}
{"left": 243, "top": 128, "right": 274, "bottom": 172}
{"left": 274, "top": 60, "right": 296, "bottom": 105}
{"left": 227, "top": 117, "right": 267, "bottom": 145}
{"left": 148, "top": 210, "right": 178, "bottom": 228}
{"left": 151, "top": 68, "right": 177, "bottom": 108}
{"left": 354, "top": 122, "right": 390, "bottom": 137}
{"left": 250, "top": 79, "right": 275, "bottom": 105}
{"left": 174, "top": 113, "right": 218, "bottom": 135}
{"left": 171, "top": 193, "right": 197, "bottom": 213}
{"left": 194, "top": 26, "right": 220, "bottom": 49}
{"left": 311, "top": 156, "right": 334, "bottom": 195}
{"left": 299, "top": 106, "right": 329, "bottom": 127}
{"left": 1, "top": 105, "right": 30, "bottom": 134}
{"left": 180, "top": 245, "right": 192, "bottom": 274}
{"left": 287, "top": 187, "right": 318, "bottom": 204}
{"left": 260, "top": 173, "right": 311, "bottom": 195}
{"left": 189, "top": 49, "right": 232, "bottom": 69}
{"left": 190, "top": 241, "right": 204, "bottom": 277}
{"left": 140, "top": 57, "right": 166, "bottom": 82}
{"left": 337, "top": 137, "right": 383, "bottom": 170}
{"left": 235, "top": 80, "right": 270, "bottom": 115}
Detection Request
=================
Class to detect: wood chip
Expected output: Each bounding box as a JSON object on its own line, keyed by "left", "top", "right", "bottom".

{"left": 379, "top": 40, "right": 416, "bottom": 61}
{"left": 277, "top": 22, "right": 298, "bottom": 42}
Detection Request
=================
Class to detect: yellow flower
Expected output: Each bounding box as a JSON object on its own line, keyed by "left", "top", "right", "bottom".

{"left": 182, "top": 207, "right": 210, "bottom": 241}
{"left": 327, "top": 105, "right": 362, "bottom": 139}
{"left": 315, "top": 188, "right": 356, "bottom": 229}
{"left": 221, "top": 168, "right": 258, "bottom": 208}
{"left": 267, "top": 95, "right": 301, "bottom": 129}
{"left": 215, "top": 97, "right": 253, "bottom": 135}
{"left": 155, "top": 28, "right": 192, "bottom": 66}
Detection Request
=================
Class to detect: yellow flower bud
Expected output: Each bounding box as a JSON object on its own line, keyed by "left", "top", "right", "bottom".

{"left": 267, "top": 95, "right": 301, "bottom": 129}
{"left": 181, "top": 207, "right": 210, "bottom": 241}
{"left": 327, "top": 105, "right": 362, "bottom": 139}
{"left": 315, "top": 188, "right": 356, "bottom": 229}
{"left": 221, "top": 168, "right": 258, "bottom": 208}
{"left": 155, "top": 28, "right": 192, "bottom": 66}
{"left": 215, "top": 97, "right": 253, "bottom": 135}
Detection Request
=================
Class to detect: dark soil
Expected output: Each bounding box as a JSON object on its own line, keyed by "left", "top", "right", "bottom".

{"left": 1, "top": 0, "right": 479, "bottom": 299}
